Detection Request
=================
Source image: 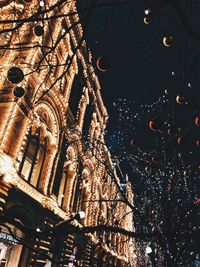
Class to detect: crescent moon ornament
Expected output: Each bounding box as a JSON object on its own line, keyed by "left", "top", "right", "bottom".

{"left": 176, "top": 95, "right": 184, "bottom": 104}
{"left": 144, "top": 17, "right": 150, "bottom": 25}
{"left": 96, "top": 57, "right": 110, "bottom": 72}
{"left": 163, "top": 36, "right": 173, "bottom": 47}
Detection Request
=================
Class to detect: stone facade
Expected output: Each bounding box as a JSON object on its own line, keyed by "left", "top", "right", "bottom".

{"left": 0, "top": 1, "right": 136, "bottom": 266}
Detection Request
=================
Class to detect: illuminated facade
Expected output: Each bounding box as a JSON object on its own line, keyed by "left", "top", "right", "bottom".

{"left": 0, "top": 1, "right": 136, "bottom": 266}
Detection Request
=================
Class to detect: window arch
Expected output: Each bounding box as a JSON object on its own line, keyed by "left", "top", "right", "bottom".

{"left": 19, "top": 132, "right": 46, "bottom": 188}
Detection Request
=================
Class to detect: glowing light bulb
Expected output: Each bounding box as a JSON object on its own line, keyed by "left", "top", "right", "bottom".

{"left": 39, "top": 1, "right": 44, "bottom": 7}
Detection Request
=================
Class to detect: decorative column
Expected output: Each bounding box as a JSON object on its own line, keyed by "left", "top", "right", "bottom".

{"left": 39, "top": 142, "right": 57, "bottom": 195}
{"left": 98, "top": 182, "right": 107, "bottom": 225}
{"left": 77, "top": 87, "right": 89, "bottom": 132}
{"left": 62, "top": 146, "right": 77, "bottom": 212}
{"left": 81, "top": 167, "right": 92, "bottom": 225}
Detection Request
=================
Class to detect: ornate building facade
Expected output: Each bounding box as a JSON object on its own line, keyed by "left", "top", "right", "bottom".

{"left": 0, "top": 1, "right": 136, "bottom": 266}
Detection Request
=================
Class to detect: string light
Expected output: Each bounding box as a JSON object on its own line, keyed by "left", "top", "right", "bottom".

{"left": 39, "top": 1, "right": 45, "bottom": 7}
{"left": 144, "top": 9, "right": 151, "bottom": 15}
{"left": 107, "top": 95, "right": 200, "bottom": 266}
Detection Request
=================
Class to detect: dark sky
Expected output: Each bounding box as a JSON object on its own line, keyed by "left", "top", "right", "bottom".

{"left": 77, "top": 0, "right": 200, "bottom": 115}
{"left": 76, "top": 1, "right": 200, "bottom": 183}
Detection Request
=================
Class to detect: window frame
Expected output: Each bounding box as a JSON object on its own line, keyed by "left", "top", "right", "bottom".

{"left": 19, "top": 132, "right": 46, "bottom": 189}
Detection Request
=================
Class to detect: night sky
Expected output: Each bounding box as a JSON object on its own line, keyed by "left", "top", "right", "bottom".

{"left": 76, "top": 1, "right": 200, "bottom": 178}
{"left": 77, "top": 1, "right": 200, "bottom": 113}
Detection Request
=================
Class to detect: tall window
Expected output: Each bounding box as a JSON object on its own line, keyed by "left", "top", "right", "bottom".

{"left": 82, "top": 104, "right": 93, "bottom": 139}
{"left": 69, "top": 60, "right": 84, "bottom": 117}
{"left": 72, "top": 174, "right": 81, "bottom": 212}
{"left": 19, "top": 134, "right": 46, "bottom": 188}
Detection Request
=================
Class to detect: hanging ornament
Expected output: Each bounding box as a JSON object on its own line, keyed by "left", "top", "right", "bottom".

{"left": 145, "top": 166, "right": 152, "bottom": 173}
{"left": 167, "top": 127, "right": 174, "bottom": 136}
{"left": 177, "top": 136, "right": 185, "bottom": 145}
{"left": 149, "top": 119, "right": 160, "bottom": 132}
{"left": 195, "top": 139, "right": 200, "bottom": 147}
{"left": 167, "top": 185, "right": 171, "bottom": 192}
{"left": 183, "top": 169, "right": 191, "bottom": 178}
{"left": 96, "top": 57, "right": 110, "bottom": 72}
{"left": 195, "top": 115, "right": 200, "bottom": 126}
{"left": 144, "top": 17, "right": 150, "bottom": 24}
{"left": 34, "top": 25, "right": 44, "bottom": 36}
{"left": 176, "top": 95, "right": 184, "bottom": 104}
{"left": 164, "top": 89, "right": 170, "bottom": 95}
{"left": 7, "top": 67, "right": 24, "bottom": 84}
{"left": 130, "top": 139, "right": 136, "bottom": 146}
{"left": 163, "top": 36, "right": 174, "bottom": 47}
{"left": 151, "top": 155, "right": 160, "bottom": 163}
{"left": 13, "top": 86, "right": 25, "bottom": 98}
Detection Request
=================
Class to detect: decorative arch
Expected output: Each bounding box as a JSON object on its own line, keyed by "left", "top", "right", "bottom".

{"left": 17, "top": 100, "right": 62, "bottom": 194}
{"left": 33, "top": 102, "right": 60, "bottom": 193}
{"left": 34, "top": 102, "right": 59, "bottom": 147}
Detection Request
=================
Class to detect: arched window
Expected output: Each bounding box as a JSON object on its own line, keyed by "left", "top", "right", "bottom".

{"left": 19, "top": 134, "right": 46, "bottom": 188}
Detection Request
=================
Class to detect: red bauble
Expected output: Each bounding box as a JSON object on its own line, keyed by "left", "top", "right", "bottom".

{"left": 96, "top": 57, "right": 110, "bottom": 72}
{"left": 196, "top": 198, "right": 200, "bottom": 203}
{"left": 195, "top": 115, "right": 200, "bottom": 126}
{"left": 196, "top": 139, "right": 200, "bottom": 147}
{"left": 149, "top": 119, "right": 160, "bottom": 132}
{"left": 177, "top": 136, "right": 185, "bottom": 145}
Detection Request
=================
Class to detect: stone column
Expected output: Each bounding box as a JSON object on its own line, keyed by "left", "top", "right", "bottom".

{"left": 62, "top": 146, "right": 77, "bottom": 212}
